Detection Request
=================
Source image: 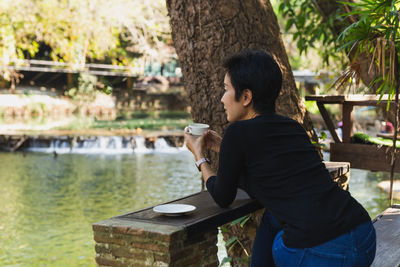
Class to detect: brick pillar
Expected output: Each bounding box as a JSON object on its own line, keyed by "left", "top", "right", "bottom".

{"left": 93, "top": 217, "right": 219, "bottom": 267}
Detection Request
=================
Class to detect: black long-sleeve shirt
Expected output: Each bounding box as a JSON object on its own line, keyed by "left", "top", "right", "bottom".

{"left": 206, "top": 114, "right": 370, "bottom": 248}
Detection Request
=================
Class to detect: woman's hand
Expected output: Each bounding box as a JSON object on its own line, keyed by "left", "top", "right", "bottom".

{"left": 204, "top": 130, "right": 222, "bottom": 152}
{"left": 184, "top": 131, "right": 207, "bottom": 161}
{"left": 184, "top": 130, "right": 217, "bottom": 183}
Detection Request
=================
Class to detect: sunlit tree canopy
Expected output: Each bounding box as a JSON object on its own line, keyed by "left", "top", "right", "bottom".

{"left": 0, "top": 0, "right": 171, "bottom": 67}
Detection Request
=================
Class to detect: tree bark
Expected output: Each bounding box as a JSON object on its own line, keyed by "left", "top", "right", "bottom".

{"left": 166, "top": 0, "right": 317, "bottom": 265}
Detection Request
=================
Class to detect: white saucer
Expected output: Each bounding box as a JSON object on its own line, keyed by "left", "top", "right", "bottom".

{"left": 153, "top": 204, "right": 196, "bottom": 216}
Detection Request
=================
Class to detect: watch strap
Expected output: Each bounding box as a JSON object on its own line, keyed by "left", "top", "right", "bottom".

{"left": 195, "top": 158, "right": 210, "bottom": 171}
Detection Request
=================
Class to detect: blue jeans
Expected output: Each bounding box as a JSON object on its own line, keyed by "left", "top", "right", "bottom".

{"left": 250, "top": 211, "right": 376, "bottom": 267}
{"left": 250, "top": 211, "right": 282, "bottom": 266}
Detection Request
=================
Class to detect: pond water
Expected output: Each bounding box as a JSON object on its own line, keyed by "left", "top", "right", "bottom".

{"left": 0, "top": 151, "right": 201, "bottom": 266}
{"left": 0, "top": 150, "right": 393, "bottom": 266}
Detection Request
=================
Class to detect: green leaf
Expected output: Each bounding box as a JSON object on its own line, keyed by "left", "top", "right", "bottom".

{"left": 337, "top": 1, "right": 360, "bottom": 7}
{"left": 230, "top": 215, "right": 247, "bottom": 226}
{"left": 220, "top": 225, "right": 228, "bottom": 233}
{"left": 225, "top": 236, "right": 238, "bottom": 247}
{"left": 240, "top": 216, "right": 250, "bottom": 228}
{"left": 228, "top": 241, "right": 238, "bottom": 252}
{"left": 297, "top": 15, "right": 306, "bottom": 28}
{"left": 285, "top": 18, "right": 294, "bottom": 32}
{"left": 278, "top": 3, "right": 285, "bottom": 13}
{"left": 293, "top": 32, "right": 299, "bottom": 41}
{"left": 103, "top": 86, "right": 113, "bottom": 95}
{"left": 337, "top": 40, "right": 357, "bottom": 52}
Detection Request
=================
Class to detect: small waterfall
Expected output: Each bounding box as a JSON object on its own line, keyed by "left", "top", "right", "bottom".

{"left": 74, "top": 136, "right": 133, "bottom": 154}
{"left": 133, "top": 136, "right": 151, "bottom": 154}
{"left": 154, "top": 138, "right": 180, "bottom": 153}
{"left": 25, "top": 136, "right": 187, "bottom": 154}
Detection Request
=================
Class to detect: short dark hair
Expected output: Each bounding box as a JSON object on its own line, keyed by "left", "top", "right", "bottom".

{"left": 222, "top": 50, "right": 282, "bottom": 114}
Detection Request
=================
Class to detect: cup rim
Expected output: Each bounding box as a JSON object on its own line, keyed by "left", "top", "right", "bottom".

{"left": 189, "top": 123, "right": 209, "bottom": 128}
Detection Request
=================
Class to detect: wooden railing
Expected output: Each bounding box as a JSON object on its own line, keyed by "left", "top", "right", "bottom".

{"left": 0, "top": 58, "right": 138, "bottom": 77}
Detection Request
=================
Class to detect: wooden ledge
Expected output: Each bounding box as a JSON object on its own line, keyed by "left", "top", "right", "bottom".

{"left": 116, "top": 189, "right": 263, "bottom": 237}
{"left": 101, "top": 162, "right": 349, "bottom": 237}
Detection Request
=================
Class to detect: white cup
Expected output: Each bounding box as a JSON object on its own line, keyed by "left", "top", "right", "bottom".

{"left": 184, "top": 123, "right": 210, "bottom": 136}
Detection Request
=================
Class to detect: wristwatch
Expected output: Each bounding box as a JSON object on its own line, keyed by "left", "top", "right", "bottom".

{"left": 195, "top": 158, "right": 210, "bottom": 171}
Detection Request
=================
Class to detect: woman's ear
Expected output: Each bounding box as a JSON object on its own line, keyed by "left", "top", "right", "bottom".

{"left": 241, "top": 89, "right": 253, "bottom": 107}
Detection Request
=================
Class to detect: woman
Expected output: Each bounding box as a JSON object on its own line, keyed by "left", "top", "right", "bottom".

{"left": 184, "top": 50, "right": 376, "bottom": 266}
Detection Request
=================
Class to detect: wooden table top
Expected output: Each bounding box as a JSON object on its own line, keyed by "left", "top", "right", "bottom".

{"left": 116, "top": 189, "right": 263, "bottom": 237}
{"left": 115, "top": 162, "right": 349, "bottom": 237}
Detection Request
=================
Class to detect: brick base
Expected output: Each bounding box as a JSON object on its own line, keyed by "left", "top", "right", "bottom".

{"left": 93, "top": 218, "right": 218, "bottom": 267}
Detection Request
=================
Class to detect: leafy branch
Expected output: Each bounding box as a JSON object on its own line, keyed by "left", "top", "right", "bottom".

{"left": 219, "top": 215, "right": 251, "bottom": 266}
{"left": 336, "top": 0, "right": 400, "bottom": 205}
{"left": 278, "top": 0, "right": 343, "bottom": 65}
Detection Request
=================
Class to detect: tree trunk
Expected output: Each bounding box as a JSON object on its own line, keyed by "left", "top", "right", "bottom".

{"left": 166, "top": 0, "right": 317, "bottom": 265}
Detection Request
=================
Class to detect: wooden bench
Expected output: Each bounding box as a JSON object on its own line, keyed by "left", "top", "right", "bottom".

{"left": 372, "top": 205, "right": 400, "bottom": 266}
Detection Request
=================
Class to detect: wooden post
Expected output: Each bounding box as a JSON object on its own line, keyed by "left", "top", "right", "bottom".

{"left": 10, "top": 136, "right": 28, "bottom": 152}
{"left": 126, "top": 77, "right": 133, "bottom": 89}
{"left": 342, "top": 103, "right": 354, "bottom": 143}
{"left": 317, "top": 102, "right": 342, "bottom": 143}
{"left": 67, "top": 73, "right": 74, "bottom": 88}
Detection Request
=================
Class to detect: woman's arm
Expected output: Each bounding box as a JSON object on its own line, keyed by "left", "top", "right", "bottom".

{"left": 206, "top": 124, "right": 244, "bottom": 207}
{"left": 185, "top": 124, "right": 244, "bottom": 208}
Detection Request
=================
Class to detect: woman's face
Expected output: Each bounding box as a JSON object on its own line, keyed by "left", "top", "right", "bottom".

{"left": 221, "top": 73, "right": 248, "bottom": 122}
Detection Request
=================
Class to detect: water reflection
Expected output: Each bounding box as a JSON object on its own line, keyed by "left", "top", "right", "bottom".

{"left": 0, "top": 152, "right": 201, "bottom": 266}
{"left": 349, "top": 169, "right": 390, "bottom": 218}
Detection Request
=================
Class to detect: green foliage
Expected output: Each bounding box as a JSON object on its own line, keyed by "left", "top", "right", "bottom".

{"left": 319, "top": 131, "right": 327, "bottom": 140}
{"left": 219, "top": 256, "right": 233, "bottom": 266}
{"left": 91, "top": 117, "right": 192, "bottom": 131}
{"left": 219, "top": 225, "right": 229, "bottom": 233}
{"left": 351, "top": 132, "right": 400, "bottom": 148}
{"left": 64, "top": 73, "right": 113, "bottom": 104}
{"left": 225, "top": 236, "right": 239, "bottom": 249}
{"left": 117, "top": 111, "right": 191, "bottom": 120}
{"left": 65, "top": 73, "right": 99, "bottom": 103}
{"left": 57, "top": 116, "right": 94, "bottom": 130}
{"left": 0, "top": 0, "right": 171, "bottom": 79}
{"left": 312, "top": 130, "right": 327, "bottom": 150}
{"left": 304, "top": 100, "right": 320, "bottom": 114}
{"left": 124, "top": 111, "right": 151, "bottom": 120}
{"left": 158, "top": 111, "right": 192, "bottom": 119}
{"left": 55, "top": 111, "right": 192, "bottom": 131}
{"left": 277, "top": 0, "right": 343, "bottom": 66}
{"left": 337, "top": 0, "right": 400, "bottom": 99}
{"left": 218, "top": 215, "right": 251, "bottom": 266}
{"left": 230, "top": 215, "right": 250, "bottom": 228}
